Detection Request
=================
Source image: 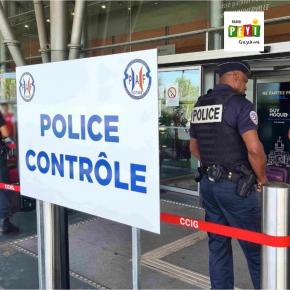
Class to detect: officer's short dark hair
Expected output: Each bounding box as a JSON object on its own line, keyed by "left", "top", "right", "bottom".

{"left": 216, "top": 60, "right": 251, "bottom": 77}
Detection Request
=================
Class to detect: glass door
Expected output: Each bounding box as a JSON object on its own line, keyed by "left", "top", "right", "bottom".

{"left": 255, "top": 74, "right": 290, "bottom": 183}
{"left": 158, "top": 66, "right": 201, "bottom": 195}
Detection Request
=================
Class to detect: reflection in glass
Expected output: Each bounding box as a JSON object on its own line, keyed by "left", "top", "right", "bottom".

{"left": 158, "top": 67, "right": 201, "bottom": 192}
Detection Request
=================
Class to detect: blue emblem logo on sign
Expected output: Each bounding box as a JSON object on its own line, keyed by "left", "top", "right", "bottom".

{"left": 19, "top": 72, "right": 35, "bottom": 102}
{"left": 123, "top": 59, "right": 152, "bottom": 100}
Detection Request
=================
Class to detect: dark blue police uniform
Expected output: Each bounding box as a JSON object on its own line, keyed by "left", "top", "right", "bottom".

{"left": 0, "top": 113, "right": 10, "bottom": 220}
{"left": 190, "top": 63, "right": 261, "bottom": 289}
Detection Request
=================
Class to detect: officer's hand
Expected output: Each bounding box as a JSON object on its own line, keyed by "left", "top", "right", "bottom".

{"left": 256, "top": 183, "right": 263, "bottom": 192}
{"left": 256, "top": 178, "right": 268, "bottom": 192}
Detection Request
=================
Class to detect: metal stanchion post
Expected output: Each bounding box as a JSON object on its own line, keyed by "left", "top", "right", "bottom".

{"left": 262, "top": 182, "right": 290, "bottom": 289}
{"left": 132, "top": 227, "right": 141, "bottom": 290}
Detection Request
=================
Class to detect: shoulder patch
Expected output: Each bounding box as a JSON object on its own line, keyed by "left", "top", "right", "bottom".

{"left": 191, "top": 105, "right": 223, "bottom": 124}
{"left": 249, "top": 111, "right": 258, "bottom": 125}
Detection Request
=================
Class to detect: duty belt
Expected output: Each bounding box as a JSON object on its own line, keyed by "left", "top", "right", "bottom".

{"left": 218, "top": 171, "right": 240, "bottom": 182}
{"left": 202, "top": 165, "right": 241, "bottom": 182}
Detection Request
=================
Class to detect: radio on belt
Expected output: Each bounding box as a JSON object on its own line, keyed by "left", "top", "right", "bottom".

{"left": 191, "top": 104, "right": 223, "bottom": 124}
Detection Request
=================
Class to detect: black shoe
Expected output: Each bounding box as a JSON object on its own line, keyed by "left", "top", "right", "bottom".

{"left": 0, "top": 218, "right": 19, "bottom": 234}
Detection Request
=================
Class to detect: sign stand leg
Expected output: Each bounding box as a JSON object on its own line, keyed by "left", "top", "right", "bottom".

{"left": 37, "top": 200, "right": 55, "bottom": 289}
{"left": 37, "top": 200, "right": 46, "bottom": 289}
{"left": 132, "top": 227, "right": 141, "bottom": 290}
{"left": 37, "top": 200, "right": 70, "bottom": 289}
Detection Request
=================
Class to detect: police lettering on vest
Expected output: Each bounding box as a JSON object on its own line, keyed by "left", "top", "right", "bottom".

{"left": 190, "top": 92, "right": 250, "bottom": 169}
{"left": 191, "top": 105, "right": 223, "bottom": 124}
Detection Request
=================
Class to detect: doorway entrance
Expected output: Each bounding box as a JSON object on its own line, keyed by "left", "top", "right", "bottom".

{"left": 159, "top": 66, "right": 201, "bottom": 195}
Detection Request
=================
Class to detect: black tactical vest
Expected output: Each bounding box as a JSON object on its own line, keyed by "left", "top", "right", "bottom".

{"left": 191, "top": 91, "right": 249, "bottom": 170}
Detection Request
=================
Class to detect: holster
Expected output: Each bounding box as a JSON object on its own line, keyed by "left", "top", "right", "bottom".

{"left": 236, "top": 165, "right": 256, "bottom": 197}
{"left": 194, "top": 167, "right": 203, "bottom": 183}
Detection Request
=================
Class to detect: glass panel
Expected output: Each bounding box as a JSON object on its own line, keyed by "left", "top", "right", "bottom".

{"left": 256, "top": 75, "right": 290, "bottom": 184}
{"left": 0, "top": 67, "right": 38, "bottom": 290}
{"left": 86, "top": 1, "right": 210, "bottom": 57}
{"left": 158, "top": 67, "right": 201, "bottom": 192}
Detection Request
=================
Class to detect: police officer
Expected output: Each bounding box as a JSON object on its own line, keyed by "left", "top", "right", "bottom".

{"left": 189, "top": 60, "right": 267, "bottom": 289}
{"left": 0, "top": 111, "right": 19, "bottom": 235}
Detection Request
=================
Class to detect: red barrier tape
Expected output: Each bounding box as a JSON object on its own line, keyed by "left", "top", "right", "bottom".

{"left": 0, "top": 182, "right": 20, "bottom": 192}
{"left": 161, "top": 213, "right": 290, "bottom": 248}
{"left": 7, "top": 143, "right": 16, "bottom": 149}
{"left": 1, "top": 181, "right": 289, "bottom": 247}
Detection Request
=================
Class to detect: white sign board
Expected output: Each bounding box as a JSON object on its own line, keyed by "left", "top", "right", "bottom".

{"left": 17, "top": 49, "right": 160, "bottom": 233}
{"left": 224, "top": 11, "right": 264, "bottom": 52}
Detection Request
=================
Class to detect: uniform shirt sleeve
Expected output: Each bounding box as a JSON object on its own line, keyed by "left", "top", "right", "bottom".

{"left": 224, "top": 96, "right": 258, "bottom": 135}
{"left": 189, "top": 123, "right": 197, "bottom": 138}
{"left": 0, "top": 112, "right": 5, "bottom": 127}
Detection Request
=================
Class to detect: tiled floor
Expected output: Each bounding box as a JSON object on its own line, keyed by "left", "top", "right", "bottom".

{"left": 0, "top": 193, "right": 253, "bottom": 289}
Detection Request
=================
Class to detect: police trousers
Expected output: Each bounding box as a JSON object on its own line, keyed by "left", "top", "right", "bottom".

{"left": 200, "top": 176, "right": 261, "bottom": 290}
{"left": 0, "top": 156, "right": 10, "bottom": 219}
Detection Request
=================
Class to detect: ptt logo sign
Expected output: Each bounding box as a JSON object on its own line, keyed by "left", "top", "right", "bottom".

{"left": 224, "top": 11, "right": 264, "bottom": 51}
{"left": 19, "top": 72, "right": 35, "bottom": 102}
{"left": 123, "top": 59, "right": 152, "bottom": 100}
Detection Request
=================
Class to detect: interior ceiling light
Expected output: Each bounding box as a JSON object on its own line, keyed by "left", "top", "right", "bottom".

{"left": 101, "top": 4, "right": 106, "bottom": 9}
{"left": 128, "top": 7, "right": 131, "bottom": 11}
{"left": 46, "top": 19, "right": 50, "bottom": 23}
{"left": 24, "top": 24, "right": 29, "bottom": 28}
